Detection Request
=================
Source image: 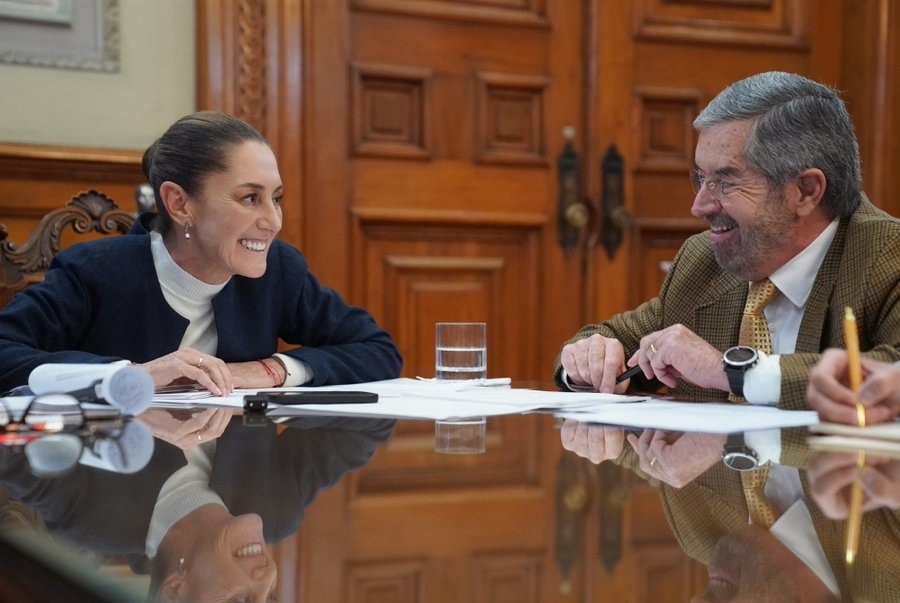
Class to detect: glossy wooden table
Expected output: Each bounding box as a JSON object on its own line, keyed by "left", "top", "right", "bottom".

{"left": 0, "top": 407, "right": 895, "bottom": 602}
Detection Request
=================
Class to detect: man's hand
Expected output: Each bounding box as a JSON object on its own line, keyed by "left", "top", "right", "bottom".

{"left": 628, "top": 324, "right": 729, "bottom": 391}
{"left": 807, "top": 349, "right": 900, "bottom": 425}
{"left": 560, "top": 419, "right": 626, "bottom": 463}
{"left": 626, "top": 429, "right": 726, "bottom": 488}
{"left": 560, "top": 334, "right": 628, "bottom": 393}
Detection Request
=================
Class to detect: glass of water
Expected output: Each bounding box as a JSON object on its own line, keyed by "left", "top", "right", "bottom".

{"left": 435, "top": 322, "right": 487, "bottom": 382}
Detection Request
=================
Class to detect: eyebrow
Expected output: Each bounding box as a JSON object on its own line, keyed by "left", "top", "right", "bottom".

{"left": 238, "top": 182, "right": 284, "bottom": 193}
{"left": 693, "top": 164, "right": 742, "bottom": 178}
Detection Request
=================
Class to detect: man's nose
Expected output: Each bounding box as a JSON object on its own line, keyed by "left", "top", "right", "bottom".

{"left": 690, "top": 187, "right": 719, "bottom": 218}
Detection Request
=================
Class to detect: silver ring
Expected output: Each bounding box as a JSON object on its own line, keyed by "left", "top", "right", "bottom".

{"left": 649, "top": 343, "right": 658, "bottom": 355}
{"left": 649, "top": 456, "right": 658, "bottom": 468}
{"left": 197, "top": 432, "right": 203, "bottom": 441}
{"left": 196, "top": 357, "right": 204, "bottom": 368}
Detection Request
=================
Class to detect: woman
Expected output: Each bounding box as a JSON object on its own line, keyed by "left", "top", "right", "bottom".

{"left": 0, "top": 112, "right": 402, "bottom": 400}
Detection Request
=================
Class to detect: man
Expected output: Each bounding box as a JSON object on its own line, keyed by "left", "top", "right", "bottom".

{"left": 557, "top": 72, "right": 900, "bottom": 599}
{"left": 557, "top": 71, "right": 900, "bottom": 460}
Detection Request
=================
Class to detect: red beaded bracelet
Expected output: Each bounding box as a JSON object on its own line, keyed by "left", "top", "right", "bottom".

{"left": 258, "top": 359, "right": 281, "bottom": 387}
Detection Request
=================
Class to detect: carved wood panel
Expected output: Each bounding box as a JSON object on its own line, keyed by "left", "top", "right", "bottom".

{"left": 634, "top": 0, "right": 808, "bottom": 48}
{"left": 352, "top": 63, "right": 432, "bottom": 159}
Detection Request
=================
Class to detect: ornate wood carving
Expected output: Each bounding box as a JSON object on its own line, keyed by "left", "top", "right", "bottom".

{"left": 352, "top": 63, "right": 432, "bottom": 159}
{"left": 236, "top": 0, "right": 266, "bottom": 132}
{"left": 476, "top": 72, "right": 549, "bottom": 165}
{"left": 634, "top": 0, "right": 808, "bottom": 48}
{"left": 0, "top": 190, "right": 134, "bottom": 306}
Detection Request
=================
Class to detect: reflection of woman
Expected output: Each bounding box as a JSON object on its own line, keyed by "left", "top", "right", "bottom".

{"left": 0, "top": 414, "right": 395, "bottom": 600}
{"left": 0, "top": 111, "right": 402, "bottom": 399}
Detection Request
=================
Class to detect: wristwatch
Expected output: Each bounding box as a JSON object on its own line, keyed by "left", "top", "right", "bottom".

{"left": 722, "top": 433, "right": 760, "bottom": 471}
{"left": 723, "top": 345, "right": 759, "bottom": 398}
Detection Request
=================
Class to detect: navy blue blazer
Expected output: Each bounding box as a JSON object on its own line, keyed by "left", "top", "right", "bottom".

{"left": 0, "top": 215, "right": 402, "bottom": 389}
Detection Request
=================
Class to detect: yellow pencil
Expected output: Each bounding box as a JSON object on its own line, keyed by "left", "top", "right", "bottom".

{"left": 843, "top": 307, "right": 866, "bottom": 565}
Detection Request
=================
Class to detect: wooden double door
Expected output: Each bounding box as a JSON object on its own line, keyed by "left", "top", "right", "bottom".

{"left": 196, "top": 1, "right": 854, "bottom": 600}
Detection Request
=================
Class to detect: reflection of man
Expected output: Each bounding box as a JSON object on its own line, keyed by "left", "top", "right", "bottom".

{"left": 692, "top": 524, "right": 838, "bottom": 603}
{"left": 563, "top": 423, "right": 900, "bottom": 600}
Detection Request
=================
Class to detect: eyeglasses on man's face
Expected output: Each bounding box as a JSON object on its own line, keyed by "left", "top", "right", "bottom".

{"left": 690, "top": 168, "right": 760, "bottom": 201}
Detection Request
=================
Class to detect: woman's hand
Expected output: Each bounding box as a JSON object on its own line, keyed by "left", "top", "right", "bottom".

{"left": 225, "top": 358, "right": 287, "bottom": 389}
{"left": 136, "top": 407, "right": 234, "bottom": 450}
{"left": 138, "top": 347, "right": 233, "bottom": 396}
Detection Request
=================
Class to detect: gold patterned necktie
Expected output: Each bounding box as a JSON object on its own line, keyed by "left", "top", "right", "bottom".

{"left": 740, "top": 279, "right": 779, "bottom": 354}
{"left": 740, "top": 462, "right": 779, "bottom": 528}
{"left": 729, "top": 279, "right": 779, "bottom": 404}
{"left": 734, "top": 279, "right": 781, "bottom": 526}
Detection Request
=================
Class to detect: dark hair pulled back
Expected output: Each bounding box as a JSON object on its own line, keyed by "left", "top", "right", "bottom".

{"left": 141, "top": 111, "right": 268, "bottom": 234}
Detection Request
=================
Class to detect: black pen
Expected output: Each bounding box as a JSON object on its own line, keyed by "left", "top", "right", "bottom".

{"left": 615, "top": 364, "right": 643, "bottom": 384}
{"left": 566, "top": 364, "right": 643, "bottom": 392}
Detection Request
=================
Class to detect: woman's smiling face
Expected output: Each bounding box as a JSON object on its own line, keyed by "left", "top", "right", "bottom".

{"left": 179, "top": 140, "right": 284, "bottom": 284}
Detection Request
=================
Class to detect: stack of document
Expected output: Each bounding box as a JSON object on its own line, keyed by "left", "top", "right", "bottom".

{"left": 149, "top": 378, "right": 822, "bottom": 433}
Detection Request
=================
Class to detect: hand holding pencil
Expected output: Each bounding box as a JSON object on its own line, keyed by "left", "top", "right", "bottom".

{"left": 807, "top": 350, "right": 900, "bottom": 426}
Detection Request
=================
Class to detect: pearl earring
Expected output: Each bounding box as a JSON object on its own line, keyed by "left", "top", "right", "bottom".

{"left": 184, "top": 222, "right": 191, "bottom": 240}
{"left": 178, "top": 556, "right": 186, "bottom": 576}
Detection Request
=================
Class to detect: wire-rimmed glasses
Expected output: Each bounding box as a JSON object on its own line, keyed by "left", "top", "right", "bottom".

{"left": 690, "top": 168, "right": 752, "bottom": 202}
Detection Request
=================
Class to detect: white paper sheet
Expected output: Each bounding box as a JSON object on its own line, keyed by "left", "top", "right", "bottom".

{"left": 555, "top": 400, "right": 820, "bottom": 434}
{"left": 149, "top": 378, "right": 647, "bottom": 419}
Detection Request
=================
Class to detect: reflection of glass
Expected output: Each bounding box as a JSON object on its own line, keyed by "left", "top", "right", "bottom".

{"left": 435, "top": 322, "right": 487, "bottom": 382}
{"left": 435, "top": 417, "right": 486, "bottom": 454}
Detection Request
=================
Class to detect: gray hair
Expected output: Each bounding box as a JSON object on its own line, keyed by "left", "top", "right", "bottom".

{"left": 694, "top": 71, "right": 861, "bottom": 219}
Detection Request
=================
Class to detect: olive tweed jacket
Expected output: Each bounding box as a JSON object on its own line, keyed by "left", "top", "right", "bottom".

{"left": 554, "top": 196, "right": 900, "bottom": 410}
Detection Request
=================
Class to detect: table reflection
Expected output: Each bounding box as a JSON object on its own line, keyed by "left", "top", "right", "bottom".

{"left": 560, "top": 419, "right": 900, "bottom": 602}
{"left": 3, "top": 408, "right": 899, "bottom": 602}
{"left": 1, "top": 412, "right": 394, "bottom": 601}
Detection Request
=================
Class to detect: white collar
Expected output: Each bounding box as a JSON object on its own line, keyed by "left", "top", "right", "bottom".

{"left": 150, "top": 231, "right": 228, "bottom": 302}
{"left": 767, "top": 219, "right": 839, "bottom": 309}
{"left": 770, "top": 499, "right": 840, "bottom": 596}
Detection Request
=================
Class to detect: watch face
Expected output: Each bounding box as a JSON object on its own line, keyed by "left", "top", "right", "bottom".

{"left": 723, "top": 451, "right": 759, "bottom": 471}
{"left": 725, "top": 346, "right": 757, "bottom": 367}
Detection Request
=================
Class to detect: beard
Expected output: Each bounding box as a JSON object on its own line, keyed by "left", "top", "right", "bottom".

{"left": 708, "top": 190, "right": 797, "bottom": 281}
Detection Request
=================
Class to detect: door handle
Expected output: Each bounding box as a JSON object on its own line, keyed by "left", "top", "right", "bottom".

{"left": 600, "top": 144, "right": 632, "bottom": 259}
{"left": 556, "top": 126, "right": 591, "bottom": 256}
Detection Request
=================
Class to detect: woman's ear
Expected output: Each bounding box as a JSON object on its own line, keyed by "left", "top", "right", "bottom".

{"left": 159, "top": 181, "right": 191, "bottom": 228}
{"left": 157, "top": 571, "right": 187, "bottom": 601}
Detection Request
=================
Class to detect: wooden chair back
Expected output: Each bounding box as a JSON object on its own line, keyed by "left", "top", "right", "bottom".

{"left": 0, "top": 190, "right": 136, "bottom": 306}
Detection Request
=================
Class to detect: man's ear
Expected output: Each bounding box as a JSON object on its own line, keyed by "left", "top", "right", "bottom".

{"left": 159, "top": 181, "right": 191, "bottom": 228}
{"left": 793, "top": 168, "right": 826, "bottom": 217}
